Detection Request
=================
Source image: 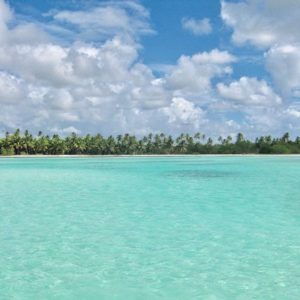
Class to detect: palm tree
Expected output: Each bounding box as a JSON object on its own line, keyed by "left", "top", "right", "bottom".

{"left": 236, "top": 132, "right": 244, "bottom": 144}
{"left": 281, "top": 132, "right": 290, "bottom": 144}
{"left": 11, "top": 129, "right": 22, "bottom": 155}
{"left": 1, "top": 130, "right": 300, "bottom": 155}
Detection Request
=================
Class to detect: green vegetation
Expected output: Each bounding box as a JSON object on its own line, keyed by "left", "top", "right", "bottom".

{"left": 0, "top": 129, "right": 300, "bottom": 155}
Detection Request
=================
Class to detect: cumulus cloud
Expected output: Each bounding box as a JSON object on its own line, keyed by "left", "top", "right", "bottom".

{"left": 0, "top": 0, "right": 11, "bottom": 41}
{"left": 221, "top": 0, "right": 300, "bottom": 48}
{"left": 0, "top": 0, "right": 47, "bottom": 45}
{"left": 220, "top": 0, "right": 300, "bottom": 99}
{"left": 217, "top": 77, "right": 282, "bottom": 106}
{"left": 162, "top": 97, "right": 206, "bottom": 129}
{"left": 0, "top": 0, "right": 243, "bottom": 136}
{"left": 0, "top": 0, "right": 161, "bottom": 133}
{"left": 1, "top": 0, "right": 300, "bottom": 138}
{"left": 166, "top": 49, "right": 236, "bottom": 95}
{"left": 220, "top": 0, "right": 300, "bottom": 135}
{"left": 285, "top": 107, "right": 300, "bottom": 118}
{"left": 0, "top": 0, "right": 11, "bottom": 23}
{"left": 44, "top": 89, "right": 74, "bottom": 110}
{"left": 182, "top": 17, "right": 212, "bottom": 36}
{"left": 265, "top": 44, "right": 300, "bottom": 97}
{"left": 0, "top": 72, "right": 27, "bottom": 104}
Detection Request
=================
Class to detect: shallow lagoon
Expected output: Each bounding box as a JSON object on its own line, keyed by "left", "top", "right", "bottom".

{"left": 1, "top": 156, "right": 300, "bottom": 299}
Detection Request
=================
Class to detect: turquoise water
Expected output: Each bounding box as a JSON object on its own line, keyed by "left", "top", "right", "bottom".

{"left": 0, "top": 156, "right": 300, "bottom": 299}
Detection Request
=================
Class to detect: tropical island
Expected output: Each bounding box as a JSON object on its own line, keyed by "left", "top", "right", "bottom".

{"left": 0, "top": 129, "right": 299, "bottom": 155}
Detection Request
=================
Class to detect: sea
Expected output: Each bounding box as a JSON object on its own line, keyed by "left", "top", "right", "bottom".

{"left": 0, "top": 156, "right": 300, "bottom": 299}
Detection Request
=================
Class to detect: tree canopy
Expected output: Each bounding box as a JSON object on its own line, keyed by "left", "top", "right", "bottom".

{"left": 1, "top": 130, "right": 300, "bottom": 155}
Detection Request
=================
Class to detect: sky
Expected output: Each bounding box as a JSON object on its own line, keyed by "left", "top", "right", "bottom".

{"left": 1, "top": 0, "right": 300, "bottom": 138}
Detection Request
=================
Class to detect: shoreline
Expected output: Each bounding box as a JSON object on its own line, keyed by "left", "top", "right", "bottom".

{"left": 1, "top": 154, "right": 300, "bottom": 158}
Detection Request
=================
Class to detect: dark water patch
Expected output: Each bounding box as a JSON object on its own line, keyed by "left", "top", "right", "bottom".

{"left": 176, "top": 162, "right": 237, "bottom": 167}
{"left": 164, "top": 170, "right": 238, "bottom": 179}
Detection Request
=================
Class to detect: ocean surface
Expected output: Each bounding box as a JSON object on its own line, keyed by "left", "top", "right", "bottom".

{"left": 0, "top": 156, "right": 300, "bottom": 299}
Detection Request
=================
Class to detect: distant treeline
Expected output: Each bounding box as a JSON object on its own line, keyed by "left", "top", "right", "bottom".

{"left": 0, "top": 129, "right": 300, "bottom": 155}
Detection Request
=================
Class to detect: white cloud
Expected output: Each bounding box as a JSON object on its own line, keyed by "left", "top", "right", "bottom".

{"left": 162, "top": 97, "right": 206, "bottom": 129}
{"left": 0, "top": 0, "right": 11, "bottom": 40}
{"left": 265, "top": 44, "right": 300, "bottom": 97}
{"left": 52, "top": 1, "right": 154, "bottom": 41}
{"left": 44, "top": 89, "right": 74, "bottom": 110}
{"left": 1, "top": 0, "right": 300, "bottom": 138}
{"left": 182, "top": 17, "right": 212, "bottom": 36}
{"left": 131, "top": 77, "right": 171, "bottom": 109}
{"left": 217, "top": 77, "right": 282, "bottom": 106}
{"left": 285, "top": 107, "right": 300, "bottom": 118}
{"left": 0, "top": 0, "right": 48, "bottom": 45}
{"left": 221, "top": 0, "right": 300, "bottom": 48}
{"left": 245, "top": 108, "right": 282, "bottom": 131}
{"left": 220, "top": 0, "right": 300, "bottom": 106}
{"left": 0, "top": 0, "right": 163, "bottom": 133}
{"left": 50, "top": 126, "right": 81, "bottom": 135}
{"left": 0, "top": 0, "right": 11, "bottom": 23}
{"left": 0, "top": 72, "right": 27, "bottom": 104}
{"left": 166, "top": 49, "right": 236, "bottom": 95}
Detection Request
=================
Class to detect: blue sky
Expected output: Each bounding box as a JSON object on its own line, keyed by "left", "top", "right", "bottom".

{"left": 11, "top": 0, "right": 223, "bottom": 59}
{"left": 1, "top": 0, "right": 300, "bottom": 138}
{"left": 9, "top": 0, "right": 265, "bottom": 77}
